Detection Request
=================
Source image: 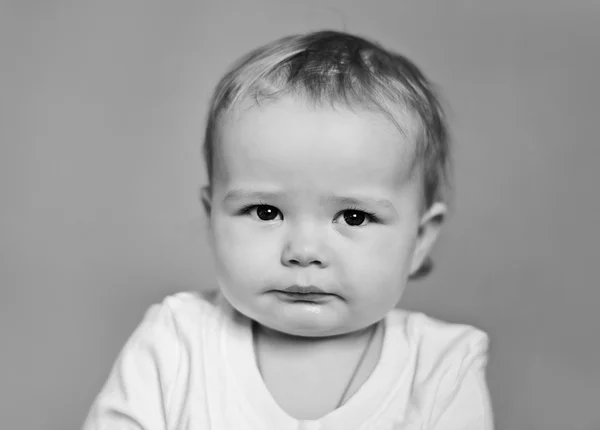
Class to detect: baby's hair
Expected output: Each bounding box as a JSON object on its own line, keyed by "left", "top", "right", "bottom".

{"left": 202, "top": 30, "right": 451, "bottom": 279}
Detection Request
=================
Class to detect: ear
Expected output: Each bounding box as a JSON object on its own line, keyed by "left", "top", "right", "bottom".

{"left": 409, "top": 201, "right": 447, "bottom": 276}
{"left": 200, "top": 185, "right": 212, "bottom": 219}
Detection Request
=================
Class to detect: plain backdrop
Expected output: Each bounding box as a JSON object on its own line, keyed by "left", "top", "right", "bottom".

{"left": 1, "top": 1, "right": 599, "bottom": 429}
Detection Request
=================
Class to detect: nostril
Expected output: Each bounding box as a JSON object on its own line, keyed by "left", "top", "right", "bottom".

{"left": 287, "top": 258, "right": 322, "bottom": 267}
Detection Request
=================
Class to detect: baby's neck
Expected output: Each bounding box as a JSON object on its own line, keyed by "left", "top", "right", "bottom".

{"left": 251, "top": 321, "right": 385, "bottom": 419}
{"left": 252, "top": 321, "right": 385, "bottom": 373}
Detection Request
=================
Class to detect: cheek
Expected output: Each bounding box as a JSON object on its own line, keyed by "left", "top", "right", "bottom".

{"left": 344, "top": 229, "right": 416, "bottom": 283}
{"left": 212, "top": 220, "right": 277, "bottom": 281}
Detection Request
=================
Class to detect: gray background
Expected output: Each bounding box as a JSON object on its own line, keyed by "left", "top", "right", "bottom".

{"left": 1, "top": 1, "right": 599, "bottom": 429}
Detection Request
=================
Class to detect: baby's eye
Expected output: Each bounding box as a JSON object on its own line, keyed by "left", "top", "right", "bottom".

{"left": 336, "top": 209, "right": 377, "bottom": 227}
{"left": 241, "top": 205, "right": 282, "bottom": 221}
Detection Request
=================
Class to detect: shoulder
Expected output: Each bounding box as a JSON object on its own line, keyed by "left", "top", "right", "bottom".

{"left": 386, "top": 310, "right": 492, "bottom": 428}
{"left": 111, "top": 291, "right": 226, "bottom": 395}
{"left": 388, "top": 308, "right": 489, "bottom": 379}
{"left": 122, "top": 290, "right": 224, "bottom": 356}
{"left": 393, "top": 308, "right": 488, "bottom": 356}
{"left": 143, "top": 290, "right": 224, "bottom": 338}
{"left": 83, "top": 291, "right": 226, "bottom": 428}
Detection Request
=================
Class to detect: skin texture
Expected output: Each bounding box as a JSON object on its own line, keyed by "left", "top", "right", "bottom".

{"left": 202, "top": 95, "right": 446, "bottom": 340}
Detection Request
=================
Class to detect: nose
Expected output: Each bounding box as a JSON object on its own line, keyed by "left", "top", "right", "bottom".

{"left": 281, "top": 223, "right": 328, "bottom": 268}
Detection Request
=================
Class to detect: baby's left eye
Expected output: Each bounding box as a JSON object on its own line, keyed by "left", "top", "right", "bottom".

{"left": 335, "top": 209, "right": 376, "bottom": 227}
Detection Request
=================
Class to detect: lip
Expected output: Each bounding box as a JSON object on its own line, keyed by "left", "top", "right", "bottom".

{"left": 282, "top": 285, "right": 327, "bottom": 294}
{"left": 273, "top": 291, "right": 334, "bottom": 303}
{"left": 272, "top": 285, "right": 336, "bottom": 303}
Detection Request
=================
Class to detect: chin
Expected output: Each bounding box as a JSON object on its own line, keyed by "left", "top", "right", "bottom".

{"left": 265, "top": 306, "right": 373, "bottom": 338}
{"left": 263, "top": 320, "right": 350, "bottom": 338}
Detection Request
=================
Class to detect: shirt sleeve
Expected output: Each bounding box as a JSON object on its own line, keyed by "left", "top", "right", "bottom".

{"left": 429, "top": 331, "right": 494, "bottom": 430}
{"left": 82, "top": 301, "right": 181, "bottom": 430}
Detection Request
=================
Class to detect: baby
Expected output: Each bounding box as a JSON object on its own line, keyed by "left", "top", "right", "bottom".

{"left": 83, "top": 30, "right": 493, "bottom": 429}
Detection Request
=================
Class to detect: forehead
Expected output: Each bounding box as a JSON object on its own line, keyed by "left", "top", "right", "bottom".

{"left": 213, "top": 96, "right": 419, "bottom": 192}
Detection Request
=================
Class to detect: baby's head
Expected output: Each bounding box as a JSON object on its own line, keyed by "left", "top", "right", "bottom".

{"left": 201, "top": 31, "right": 450, "bottom": 337}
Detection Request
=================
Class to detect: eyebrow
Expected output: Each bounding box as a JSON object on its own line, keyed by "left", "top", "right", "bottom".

{"left": 325, "top": 195, "right": 395, "bottom": 210}
{"left": 223, "top": 189, "right": 282, "bottom": 202}
{"left": 223, "top": 189, "right": 395, "bottom": 210}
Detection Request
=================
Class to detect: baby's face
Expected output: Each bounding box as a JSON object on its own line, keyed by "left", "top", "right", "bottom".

{"left": 204, "top": 95, "right": 443, "bottom": 337}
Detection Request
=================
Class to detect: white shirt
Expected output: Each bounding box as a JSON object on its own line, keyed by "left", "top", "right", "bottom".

{"left": 83, "top": 292, "right": 493, "bottom": 429}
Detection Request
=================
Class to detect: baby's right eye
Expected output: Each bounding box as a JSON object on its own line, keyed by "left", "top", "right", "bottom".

{"left": 240, "top": 205, "right": 282, "bottom": 221}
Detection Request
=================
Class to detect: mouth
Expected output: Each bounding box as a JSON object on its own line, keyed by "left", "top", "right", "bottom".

{"left": 282, "top": 285, "right": 327, "bottom": 294}
{"left": 273, "top": 285, "right": 336, "bottom": 302}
